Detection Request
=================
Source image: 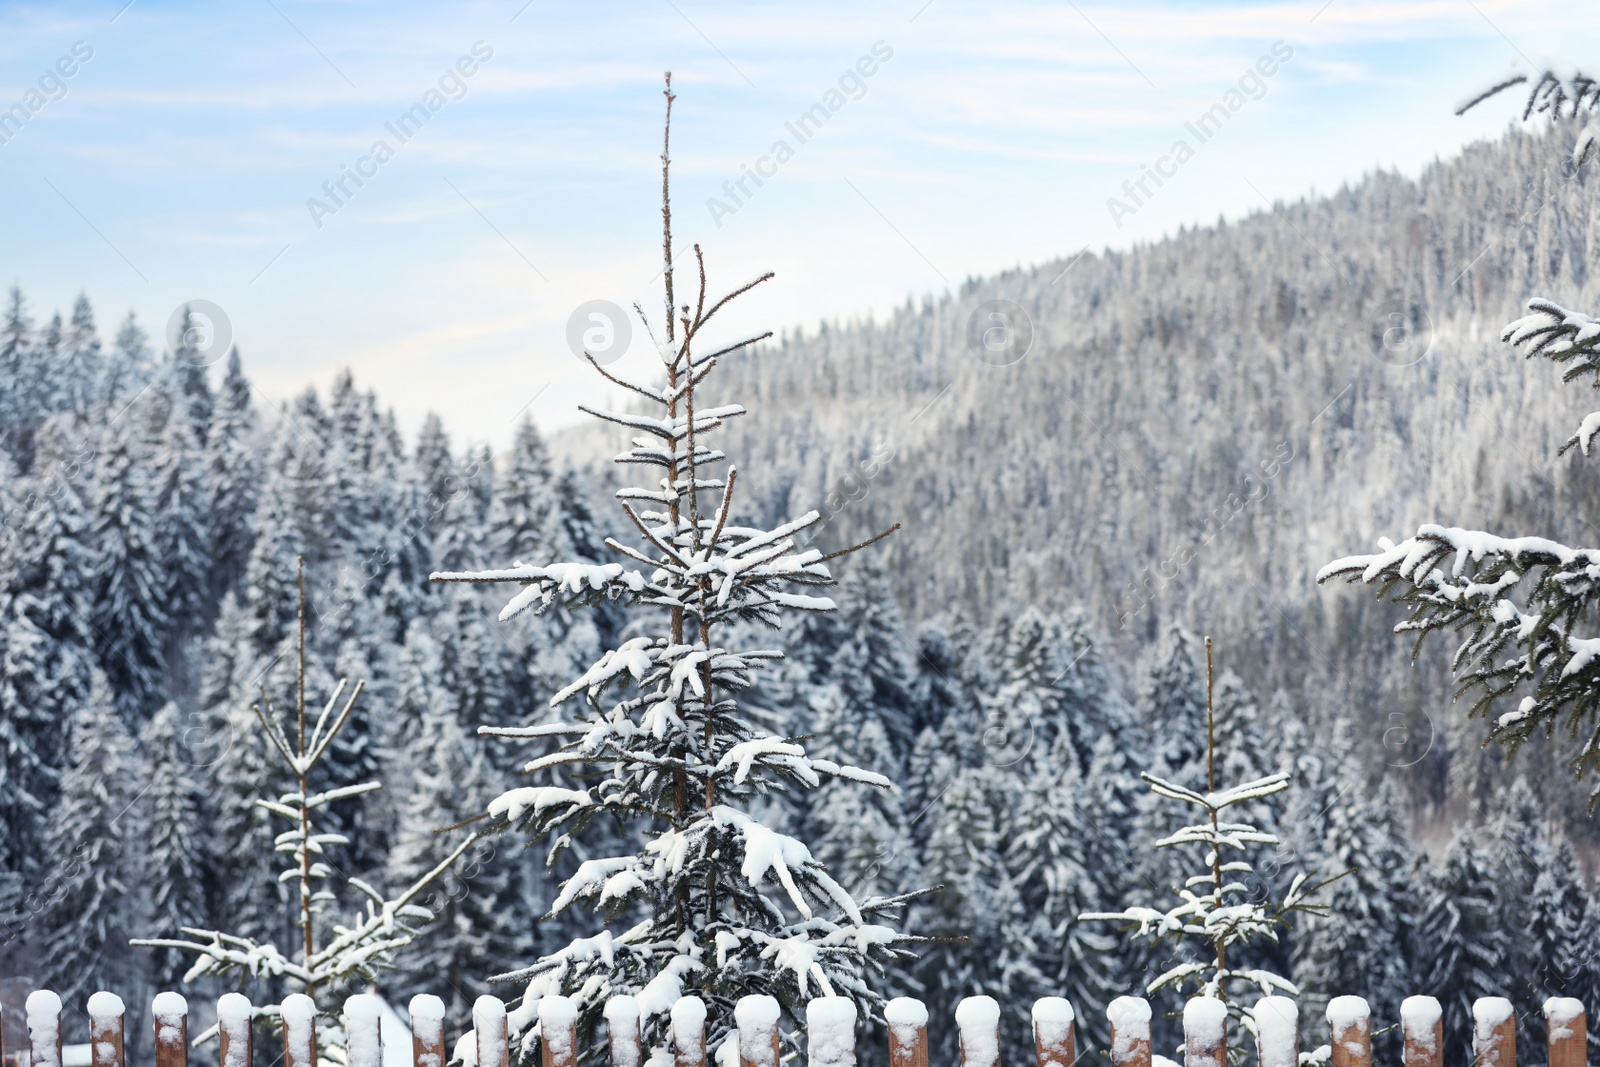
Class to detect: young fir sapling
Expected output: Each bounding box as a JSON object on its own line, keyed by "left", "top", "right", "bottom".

{"left": 430, "top": 74, "right": 931, "bottom": 1065}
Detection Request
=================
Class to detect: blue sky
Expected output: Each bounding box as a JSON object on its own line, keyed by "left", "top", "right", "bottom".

{"left": 0, "top": 0, "right": 1595, "bottom": 446}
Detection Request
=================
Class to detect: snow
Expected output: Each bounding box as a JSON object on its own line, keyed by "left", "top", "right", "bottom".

{"left": 1324, "top": 997, "right": 1367, "bottom": 1059}
{"left": 956, "top": 997, "right": 1001, "bottom": 1067}
{"left": 1474, "top": 998, "right": 1514, "bottom": 1045}
{"left": 1401, "top": 997, "right": 1441, "bottom": 1052}
{"left": 282, "top": 995, "right": 316, "bottom": 1066}
{"left": 474, "top": 996, "right": 508, "bottom": 1067}
{"left": 1184, "top": 998, "right": 1227, "bottom": 1064}
{"left": 1544, "top": 998, "right": 1585, "bottom": 1040}
{"left": 86, "top": 992, "right": 124, "bottom": 1023}
{"left": 735, "top": 996, "right": 780, "bottom": 1067}
{"left": 1108, "top": 997, "right": 1151, "bottom": 1064}
{"left": 218, "top": 994, "right": 254, "bottom": 1067}
{"left": 345, "top": 994, "right": 384, "bottom": 1067}
{"left": 152, "top": 991, "right": 187, "bottom": 1020}
{"left": 884, "top": 998, "right": 927, "bottom": 1028}
{"left": 608, "top": 996, "right": 642, "bottom": 1067}
{"left": 807, "top": 998, "right": 857, "bottom": 1067}
{"left": 1254, "top": 997, "right": 1298, "bottom": 1067}
{"left": 541, "top": 996, "right": 578, "bottom": 1065}
{"left": 1033, "top": 998, "right": 1075, "bottom": 1059}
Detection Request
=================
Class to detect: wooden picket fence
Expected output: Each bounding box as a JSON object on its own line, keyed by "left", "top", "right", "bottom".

{"left": 0, "top": 987, "right": 1589, "bottom": 1067}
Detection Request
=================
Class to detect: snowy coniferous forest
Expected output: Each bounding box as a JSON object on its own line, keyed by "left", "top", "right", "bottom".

{"left": 6, "top": 108, "right": 1600, "bottom": 1066}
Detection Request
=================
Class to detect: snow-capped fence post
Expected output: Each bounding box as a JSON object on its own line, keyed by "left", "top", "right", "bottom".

{"left": 1254, "top": 997, "right": 1297, "bottom": 1067}
{"left": 1032, "top": 999, "right": 1076, "bottom": 1067}
{"left": 1107, "top": 997, "right": 1151, "bottom": 1067}
{"left": 26, "top": 991, "right": 62, "bottom": 1067}
{"left": 1326, "top": 996, "right": 1370, "bottom": 1067}
{"left": 807, "top": 998, "right": 857, "bottom": 1067}
{"left": 218, "top": 993, "right": 253, "bottom": 1067}
{"left": 409, "top": 996, "right": 445, "bottom": 1067}
{"left": 539, "top": 996, "right": 578, "bottom": 1067}
{"left": 1182, "top": 998, "right": 1226, "bottom": 1067}
{"left": 1545, "top": 998, "right": 1586, "bottom": 1067}
{"left": 344, "top": 995, "right": 383, "bottom": 1067}
{"left": 955, "top": 996, "right": 1000, "bottom": 1067}
{"left": 87, "top": 992, "right": 125, "bottom": 1067}
{"left": 885, "top": 998, "right": 928, "bottom": 1067}
{"left": 734, "top": 996, "right": 780, "bottom": 1067}
{"left": 1473, "top": 998, "right": 1515, "bottom": 1067}
{"left": 473, "top": 996, "right": 508, "bottom": 1067}
{"left": 153, "top": 992, "right": 188, "bottom": 1067}
{"left": 1401, "top": 997, "right": 1442, "bottom": 1067}
{"left": 672, "top": 997, "right": 708, "bottom": 1067}
{"left": 281, "top": 994, "right": 315, "bottom": 1067}
{"left": 604, "top": 996, "right": 641, "bottom": 1067}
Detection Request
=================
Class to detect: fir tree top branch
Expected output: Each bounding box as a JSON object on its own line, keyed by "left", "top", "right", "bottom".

{"left": 818, "top": 523, "right": 902, "bottom": 563}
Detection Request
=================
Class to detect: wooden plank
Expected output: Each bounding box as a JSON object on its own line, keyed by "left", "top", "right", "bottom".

{"left": 1473, "top": 998, "right": 1515, "bottom": 1067}
{"left": 1326, "top": 996, "right": 1370, "bottom": 1067}
{"left": 281, "top": 994, "right": 317, "bottom": 1067}
{"left": 1182, "top": 998, "right": 1226, "bottom": 1067}
{"left": 409, "top": 996, "right": 446, "bottom": 1067}
{"left": 1107, "top": 997, "right": 1151, "bottom": 1067}
{"left": 885, "top": 999, "right": 928, "bottom": 1067}
{"left": 153, "top": 993, "right": 189, "bottom": 1067}
{"left": 540, "top": 996, "right": 578, "bottom": 1067}
{"left": 956, "top": 997, "right": 1000, "bottom": 1067}
{"left": 1401, "top": 997, "right": 1442, "bottom": 1067}
{"left": 1545, "top": 997, "right": 1586, "bottom": 1067}
{"left": 344, "top": 995, "right": 383, "bottom": 1067}
{"left": 1032, "top": 999, "right": 1076, "bottom": 1067}
{"left": 807, "top": 997, "right": 857, "bottom": 1067}
{"left": 473, "top": 996, "right": 509, "bottom": 1067}
{"left": 26, "top": 991, "right": 63, "bottom": 1067}
{"left": 734, "top": 996, "right": 780, "bottom": 1067}
{"left": 87, "top": 993, "right": 126, "bottom": 1067}
{"left": 217, "top": 994, "right": 253, "bottom": 1067}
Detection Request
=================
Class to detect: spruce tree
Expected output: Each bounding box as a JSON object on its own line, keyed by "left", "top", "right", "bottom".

{"left": 205, "top": 349, "right": 259, "bottom": 602}
{"left": 1413, "top": 827, "right": 1506, "bottom": 1065}
{"left": 430, "top": 76, "right": 926, "bottom": 1063}
{"left": 39, "top": 670, "right": 144, "bottom": 1005}
{"left": 141, "top": 702, "right": 207, "bottom": 987}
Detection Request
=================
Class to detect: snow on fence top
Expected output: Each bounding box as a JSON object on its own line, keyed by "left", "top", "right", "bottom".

{"left": 4, "top": 987, "right": 1590, "bottom": 1067}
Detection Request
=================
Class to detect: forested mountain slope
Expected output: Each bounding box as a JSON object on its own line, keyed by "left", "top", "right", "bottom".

{"left": 561, "top": 120, "right": 1600, "bottom": 825}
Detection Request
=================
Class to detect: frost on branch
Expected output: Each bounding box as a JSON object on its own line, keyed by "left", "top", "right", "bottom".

{"left": 1456, "top": 64, "right": 1600, "bottom": 163}
{"left": 427, "top": 75, "right": 926, "bottom": 1065}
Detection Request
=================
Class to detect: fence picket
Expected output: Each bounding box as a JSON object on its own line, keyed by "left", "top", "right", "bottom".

{"left": 1032, "top": 999, "right": 1075, "bottom": 1067}
{"left": 344, "top": 995, "right": 382, "bottom": 1067}
{"left": 604, "top": 996, "right": 642, "bottom": 1067}
{"left": 540, "top": 996, "right": 578, "bottom": 1067}
{"left": 1182, "top": 998, "right": 1226, "bottom": 1067}
{"left": 1473, "top": 998, "right": 1516, "bottom": 1067}
{"left": 153, "top": 993, "right": 188, "bottom": 1067}
{"left": 1255, "top": 997, "right": 1297, "bottom": 1067}
{"left": 473, "top": 996, "right": 508, "bottom": 1067}
{"left": 218, "top": 994, "right": 253, "bottom": 1067}
{"left": 1326, "top": 996, "right": 1370, "bottom": 1067}
{"left": 1401, "top": 996, "right": 1442, "bottom": 1067}
{"left": 409, "top": 996, "right": 445, "bottom": 1067}
{"left": 87, "top": 993, "right": 125, "bottom": 1067}
{"left": 1545, "top": 998, "right": 1586, "bottom": 1067}
{"left": 1107, "top": 997, "right": 1151, "bottom": 1067}
{"left": 885, "top": 999, "right": 928, "bottom": 1067}
{"left": 806, "top": 998, "right": 856, "bottom": 1067}
{"left": 282, "top": 994, "right": 315, "bottom": 1067}
{"left": 956, "top": 996, "right": 1000, "bottom": 1067}
{"left": 672, "top": 997, "right": 707, "bottom": 1067}
{"left": 27, "top": 991, "right": 62, "bottom": 1067}
{"left": 734, "top": 996, "right": 780, "bottom": 1067}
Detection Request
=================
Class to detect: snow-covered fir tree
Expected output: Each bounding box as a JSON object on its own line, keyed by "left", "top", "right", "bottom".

{"left": 141, "top": 701, "right": 208, "bottom": 988}
{"left": 1413, "top": 827, "right": 1506, "bottom": 1065}
{"left": 430, "top": 76, "right": 927, "bottom": 1064}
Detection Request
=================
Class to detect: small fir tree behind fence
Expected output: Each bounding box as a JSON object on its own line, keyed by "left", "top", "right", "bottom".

{"left": 0, "top": 986, "right": 1587, "bottom": 1067}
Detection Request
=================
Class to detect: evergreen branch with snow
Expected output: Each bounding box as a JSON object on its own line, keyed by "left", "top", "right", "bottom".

{"left": 1319, "top": 523, "right": 1600, "bottom": 804}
